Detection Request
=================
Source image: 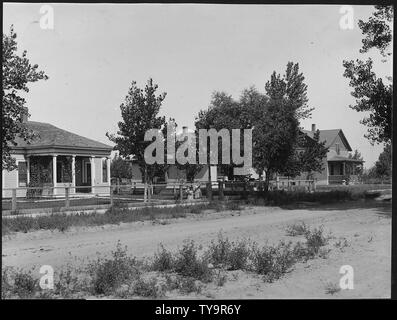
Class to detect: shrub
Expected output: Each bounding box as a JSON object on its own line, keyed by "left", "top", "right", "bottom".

{"left": 225, "top": 202, "right": 242, "bottom": 211}
{"left": 151, "top": 243, "right": 175, "bottom": 272}
{"left": 304, "top": 226, "right": 328, "bottom": 257}
{"left": 13, "top": 270, "right": 39, "bottom": 298}
{"left": 174, "top": 240, "right": 212, "bottom": 282}
{"left": 251, "top": 241, "right": 297, "bottom": 282}
{"left": 285, "top": 221, "right": 309, "bottom": 236}
{"left": 176, "top": 277, "right": 202, "bottom": 294}
{"left": 207, "top": 232, "right": 232, "bottom": 267}
{"left": 227, "top": 240, "right": 251, "bottom": 270}
{"left": 214, "top": 270, "right": 227, "bottom": 287}
{"left": 132, "top": 277, "right": 163, "bottom": 298}
{"left": 325, "top": 282, "right": 341, "bottom": 295}
{"left": 90, "top": 242, "right": 140, "bottom": 295}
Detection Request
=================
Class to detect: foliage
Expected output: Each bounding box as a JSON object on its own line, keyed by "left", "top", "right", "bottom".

{"left": 174, "top": 125, "right": 205, "bottom": 182}
{"left": 89, "top": 242, "right": 140, "bottom": 295}
{"left": 106, "top": 78, "right": 167, "bottom": 183}
{"left": 343, "top": 5, "right": 393, "bottom": 144}
{"left": 374, "top": 143, "right": 391, "bottom": 178}
{"left": 252, "top": 98, "right": 299, "bottom": 183}
{"left": 174, "top": 240, "right": 212, "bottom": 282}
{"left": 2, "top": 26, "right": 48, "bottom": 171}
{"left": 358, "top": 5, "right": 393, "bottom": 57}
{"left": 265, "top": 62, "right": 314, "bottom": 120}
{"left": 195, "top": 90, "right": 259, "bottom": 180}
{"left": 296, "top": 130, "right": 328, "bottom": 179}
{"left": 110, "top": 155, "right": 133, "bottom": 181}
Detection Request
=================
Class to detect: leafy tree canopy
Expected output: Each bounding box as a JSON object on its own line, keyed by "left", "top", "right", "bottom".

{"left": 107, "top": 78, "right": 167, "bottom": 183}
{"left": 2, "top": 26, "right": 48, "bottom": 171}
{"left": 343, "top": 5, "right": 393, "bottom": 145}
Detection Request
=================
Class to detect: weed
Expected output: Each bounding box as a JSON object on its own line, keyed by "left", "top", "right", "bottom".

{"left": 208, "top": 232, "right": 232, "bottom": 267}
{"left": 305, "top": 226, "right": 328, "bottom": 257}
{"left": 151, "top": 243, "right": 174, "bottom": 272}
{"left": 13, "top": 270, "right": 39, "bottom": 298}
{"left": 285, "top": 221, "right": 309, "bottom": 236}
{"left": 227, "top": 240, "right": 251, "bottom": 270}
{"left": 174, "top": 240, "right": 212, "bottom": 282}
{"left": 325, "top": 282, "right": 341, "bottom": 295}
{"left": 89, "top": 241, "right": 140, "bottom": 295}
{"left": 132, "top": 277, "right": 163, "bottom": 298}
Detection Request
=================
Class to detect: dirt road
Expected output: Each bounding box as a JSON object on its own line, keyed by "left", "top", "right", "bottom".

{"left": 2, "top": 201, "right": 391, "bottom": 298}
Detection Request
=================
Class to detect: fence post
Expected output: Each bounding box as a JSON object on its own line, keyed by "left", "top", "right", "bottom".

{"left": 110, "top": 185, "right": 114, "bottom": 206}
{"left": 219, "top": 181, "right": 224, "bottom": 201}
{"left": 12, "top": 189, "right": 17, "bottom": 213}
{"left": 179, "top": 184, "right": 183, "bottom": 202}
{"left": 148, "top": 184, "right": 152, "bottom": 201}
{"left": 144, "top": 183, "right": 147, "bottom": 202}
{"left": 206, "top": 182, "right": 212, "bottom": 200}
{"left": 65, "top": 187, "right": 70, "bottom": 208}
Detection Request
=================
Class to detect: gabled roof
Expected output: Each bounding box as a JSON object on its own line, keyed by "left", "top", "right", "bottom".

{"left": 11, "top": 121, "right": 113, "bottom": 152}
{"left": 301, "top": 129, "right": 352, "bottom": 151}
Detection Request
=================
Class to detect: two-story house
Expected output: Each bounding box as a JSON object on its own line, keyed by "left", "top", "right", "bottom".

{"left": 300, "top": 124, "right": 364, "bottom": 185}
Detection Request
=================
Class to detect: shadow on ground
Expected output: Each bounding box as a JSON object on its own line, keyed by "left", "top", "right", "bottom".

{"left": 277, "top": 200, "right": 392, "bottom": 217}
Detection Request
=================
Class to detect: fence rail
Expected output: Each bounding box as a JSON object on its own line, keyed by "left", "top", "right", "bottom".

{"left": 2, "top": 179, "right": 316, "bottom": 214}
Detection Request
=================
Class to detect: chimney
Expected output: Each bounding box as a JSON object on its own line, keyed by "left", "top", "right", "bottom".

{"left": 311, "top": 124, "right": 316, "bottom": 132}
{"left": 182, "top": 126, "right": 188, "bottom": 134}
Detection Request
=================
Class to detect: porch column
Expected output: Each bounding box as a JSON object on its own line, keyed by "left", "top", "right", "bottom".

{"left": 26, "top": 156, "right": 30, "bottom": 185}
{"left": 52, "top": 155, "right": 57, "bottom": 195}
{"left": 71, "top": 155, "right": 76, "bottom": 193}
{"left": 90, "top": 156, "right": 95, "bottom": 193}
{"left": 107, "top": 157, "right": 111, "bottom": 187}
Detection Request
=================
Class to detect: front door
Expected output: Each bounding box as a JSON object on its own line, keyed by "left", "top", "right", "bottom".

{"left": 81, "top": 162, "right": 92, "bottom": 193}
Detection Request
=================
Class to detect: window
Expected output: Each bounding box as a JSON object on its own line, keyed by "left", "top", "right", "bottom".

{"left": 102, "top": 159, "right": 108, "bottom": 183}
{"left": 18, "top": 162, "right": 27, "bottom": 187}
{"left": 335, "top": 143, "right": 340, "bottom": 155}
{"left": 330, "top": 163, "right": 334, "bottom": 176}
{"left": 56, "top": 157, "right": 72, "bottom": 183}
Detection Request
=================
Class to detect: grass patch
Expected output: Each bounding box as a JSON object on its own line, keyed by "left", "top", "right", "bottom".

{"left": 2, "top": 202, "right": 224, "bottom": 235}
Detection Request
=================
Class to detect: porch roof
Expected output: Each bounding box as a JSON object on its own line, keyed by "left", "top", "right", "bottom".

{"left": 328, "top": 155, "right": 364, "bottom": 163}
{"left": 10, "top": 121, "right": 113, "bottom": 156}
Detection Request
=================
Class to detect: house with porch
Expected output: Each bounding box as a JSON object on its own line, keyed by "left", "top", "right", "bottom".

{"left": 299, "top": 124, "right": 364, "bottom": 185}
{"left": 2, "top": 120, "right": 113, "bottom": 198}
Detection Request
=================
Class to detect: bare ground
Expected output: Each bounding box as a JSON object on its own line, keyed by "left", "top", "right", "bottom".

{"left": 2, "top": 201, "right": 391, "bottom": 298}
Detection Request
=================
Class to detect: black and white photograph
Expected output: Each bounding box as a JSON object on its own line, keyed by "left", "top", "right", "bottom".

{"left": 1, "top": 2, "right": 393, "bottom": 302}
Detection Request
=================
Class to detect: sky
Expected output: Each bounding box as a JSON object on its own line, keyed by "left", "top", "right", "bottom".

{"left": 3, "top": 3, "right": 392, "bottom": 168}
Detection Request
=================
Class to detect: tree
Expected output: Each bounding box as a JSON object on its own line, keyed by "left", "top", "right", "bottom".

{"left": 195, "top": 91, "right": 244, "bottom": 180}
{"left": 252, "top": 99, "right": 299, "bottom": 185}
{"left": 254, "top": 62, "right": 312, "bottom": 185}
{"left": 106, "top": 79, "right": 167, "bottom": 183}
{"left": 343, "top": 5, "right": 393, "bottom": 144}
{"left": 2, "top": 26, "right": 48, "bottom": 171}
{"left": 174, "top": 129, "right": 204, "bottom": 182}
{"left": 195, "top": 89, "right": 268, "bottom": 180}
{"left": 349, "top": 149, "right": 364, "bottom": 161}
{"left": 110, "top": 155, "right": 133, "bottom": 183}
{"left": 265, "top": 62, "right": 314, "bottom": 120}
{"left": 375, "top": 143, "right": 391, "bottom": 178}
{"left": 358, "top": 5, "right": 393, "bottom": 57}
{"left": 297, "top": 130, "right": 328, "bottom": 179}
